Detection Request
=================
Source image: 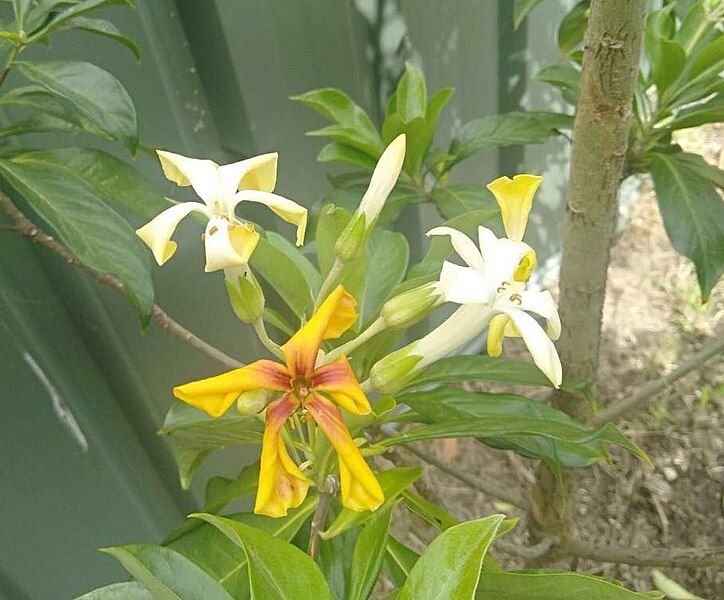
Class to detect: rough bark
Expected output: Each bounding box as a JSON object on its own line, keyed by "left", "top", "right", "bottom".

{"left": 529, "top": 0, "right": 648, "bottom": 548}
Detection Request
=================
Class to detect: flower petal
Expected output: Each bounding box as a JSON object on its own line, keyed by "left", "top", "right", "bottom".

{"left": 477, "top": 226, "right": 536, "bottom": 285}
{"left": 486, "top": 313, "right": 510, "bottom": 357}
{"left": 438, "top": 261, "right": 495, "bottom": 305}
{"left": 311, "top": 357, "right": 371, "bottom": 415}
{"left": 156, "top": 150, "right": 221, "bottom": 204}
{"left": 218, "top": 152, "right": 278, "bottom": 198}
{"left": 282, "top": 285, "right": 357, "bottom": 377}
{"left": 233, "top": 190, "right": 308, "bottom": 246}
{"left": 136, "top": 202, "right": 210, "bottom": 266}
{"left": 518, "top": 290, "right": 561, "bottom": 340}
{"left": 486, "top": 174, "right": 543, "bottom": 241}
{"left": 306, "top": 393, "right": 383, "bottom": 512}
{"left": 204, "top": 217, "right": 260, "bottom": 273}
{"left": 427, "top": 226, "right": 485, "bottom": 272}
{"left": 502, "top": 308, "right": 562, "bottom": 387}
{"left": 255, "top": 395, "right": 310, "bottom": 517}
{"left": 358, "top": 133, "right": 406, "bottom": 223}
{"left": 173, "top": 359, "right": 290, "bottom": 417}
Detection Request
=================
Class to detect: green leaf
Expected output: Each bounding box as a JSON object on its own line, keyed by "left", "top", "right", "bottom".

{"left": 431, "top": 184, "right": 497, "bottom": 220}
{"left": 536, "top": 61, "right": 581, "bottom": 96}
{"left": 557, "top": 1, "right": 588, "bottom": 56}
{"left": 322, "top": 467, "right": 422, "bottom": 539}
{"left": 395, "top": 62, "right": 427, "bottom": 123}
{"left": 384, "top": 536, "right": 419, "bottom": 588}
{"left": 650, "top": 37, "right": 687, "bottom": 94}
{"left": 4, "top": 147, "right": 168, "bottom": 220}
{"left": 379, "top": 189, "right": 422, "bottom": 225}
{"left": 398, "top": 515, "right": 505, "bottom": 599}
{"left": 650, "top": 153, "right": 724, "bottom": 300}
{"left": 308, "top": 124, "right": 384, "bottom": 160}
{"left": 28, "top": 0, "right": 133, "bottom": 40}
{"left": 167, "top": 500, "right": 317, "bottom": 599}
{"left": 348, "top": 501, "right": 395, "bottom": 600}
{"left": 265, "top": 229, "right": 321, "bottom": 294}
{"left": 426, "top": 86, "right": 454, "bottom": 130}
{"left": 359, "top": 229, "right": 409, "bottom": 326}
{"left": 291, "top": 88, "right": 383, "bottom": 158}
{"left": 101, "top": 544, "right": 235, "bottom": 600}
{"left": 671, "top": 34, "right": 724, "bottom": 104}
{"left": 475, "top": 571, "right": 658, "bottom": 599}
{"left": 75, "top": 582, "right": 153, "bottom": 599}
{"left": 668, "top": 93, "right": 724, "bottom": 130}
{"left": 15, "top": 60, "right": 138, "bottom": 152}
{"left": 318, "top": 142, "right": 377, "bottom": 171}
{"left": 671, "top": 151, "right": 724, "bottom": 189}
{"left": 158, "top": 402, "right": 262, "bottom": 489}
{"left": 0, "top": 154, "right": 153, "bottom": 321}
{"left": 60, "top": 16, "right": 140, "bottom": 61}
{"left": 381, "top": 113, "right": 432, "bottom": 177}
{"left": 675, "top": 1, "right": 714, "bottom": 54}
{"left": 652, "top": 570, "right": 705, "bottom": 600}
{"left": 191, "top": 513, "right": 334, "bottom": 600}
{"left": 0, "top": 111, "right": 108, "bottom": 139}
{"left": 513, "top": 0, "right": 545, "bottom": 28}
{"left": 204, "top": 461, "right": 259, "bottom": 513}
{"left": 401, "top": 490, "right": 458, "bottom": 531}
{"left": 316, "top": 526, "right": 358, "bottom": 600}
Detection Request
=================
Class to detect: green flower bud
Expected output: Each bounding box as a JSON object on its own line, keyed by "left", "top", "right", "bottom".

{"left": 369, "top": 346, "right": 422, "bottom": 395}
{"left": 225, "top": 269, "right": 264, "bottom": 323}
{"left": 381, "top": 283, "right": 442, "bottom": 330}
{"left": 334, "top": 212, "right": 368, "bottom": 262}
{"left": 236, "top": 389, "right": 272, "bottom": 415}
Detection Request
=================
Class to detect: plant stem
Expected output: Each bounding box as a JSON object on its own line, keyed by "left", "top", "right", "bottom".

{"left": 0, "top": 44, "right": 21, "bottom": 90}
{"left": 308, "top": 474, "right": 338, "bottom": 558}
{"left": 252, "top": 318, "right": 284, "bottom": 359}
{"left": 314, "top": 258, "right": 344, "bottom": 311}
{"left": 324, "top": 318, "right": 385, "bottom": 363}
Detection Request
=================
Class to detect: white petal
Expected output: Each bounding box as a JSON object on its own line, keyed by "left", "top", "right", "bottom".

{"left": 358, "top": 133, "right": 405, "bottom": 223}
{"left": 217, "top": 152, "right": 278, "bottom": 199}
{"left": 518, "top": 290, "right": 561, "bottom": 340}
{"left": 204, "top": 217, "right": 260, "bottom": 273}
{"left": 233, "top": 190, "right": 308, "bottom": 246}
{"left": 438, "top": 261, "right": 495, "bottom": 305}
{"left": 136, "top": 202, "right": 210, "bottom": 266}
{"left": 156, "top": 150, "right": 221, "bottom": 204}
{"left": 503, "top": 309, "right": 562, "bottom": 387}
{"left": 477, "top": 226, "right": 534, "bottom": 285}
{"left": 427, "top": 226, "right": 485, "bottom": 272}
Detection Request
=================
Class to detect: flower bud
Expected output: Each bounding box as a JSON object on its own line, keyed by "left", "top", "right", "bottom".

{"left": 369, "top": 347, "right": 422, "bottom": 395}
{"left": 380, "top": 283, "right": 443, "bottom": 330}
{"left": 334, "top": 212, "right": 368, "bottom": 262}
{"left": 225, "top": 268, "right": 264, "bottom": 323}
{"left": 236, "top": 389, "right": 272, "bottom": 415}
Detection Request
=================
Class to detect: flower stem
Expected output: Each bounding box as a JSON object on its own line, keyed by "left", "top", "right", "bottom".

{"left": 308, "top": 474, "right": 338, "bottom": 558}
{"left": 252, "top": 318, "right": 283, "bottom": 359}
{"left": 314, "top": 258, "right": 344, "bottom": 311}
{"left": 324, "top": 317, "right": 385, "bottom": 363}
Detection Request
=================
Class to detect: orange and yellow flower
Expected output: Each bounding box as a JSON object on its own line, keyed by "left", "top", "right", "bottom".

{"left": 173, "top": 285, "right": 384, "bottom": 517}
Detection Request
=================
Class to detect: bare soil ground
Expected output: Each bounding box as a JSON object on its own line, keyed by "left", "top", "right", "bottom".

{"left": 388, "top": 125, "right": 723, "bottom": 598}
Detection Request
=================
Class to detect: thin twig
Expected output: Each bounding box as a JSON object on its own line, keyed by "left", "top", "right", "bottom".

{"left": 495, "top": 538, "right": 554, "bottom": 560}
{"left": 308, "top": 474, "right": 338, "bottom": 558}
{"left": 567, "top": 539, "right": 724, "bottom": 568}
{"left": 0, "top": 190, "right": 241, "bottom": 370}
{"left": 592, "top": 336, "right": 724, "bottom": 426}
{"left": 401, "top": 443, "right": 528, "bottom": 511}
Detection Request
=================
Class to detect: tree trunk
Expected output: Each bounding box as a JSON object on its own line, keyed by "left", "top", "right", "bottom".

{"left": 529, "top": 0, "right": 648, "bottom": 548}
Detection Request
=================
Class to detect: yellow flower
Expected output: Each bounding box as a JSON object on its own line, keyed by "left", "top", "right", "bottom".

{"left": 487, "top": 174, "right": 543, "bottom": 242}
{"left": 173, "top": 286, "right": 384, "bottom": 517}
{"left": 136, "top": 150, "right": 307, "bottom": 272}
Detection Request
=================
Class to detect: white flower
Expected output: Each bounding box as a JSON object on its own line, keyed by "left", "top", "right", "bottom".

{"left": 428, "top": 225, "right": 562, "bottom": 387}
{"left": 136, "top": 150, "right": 307, "bottom": 273}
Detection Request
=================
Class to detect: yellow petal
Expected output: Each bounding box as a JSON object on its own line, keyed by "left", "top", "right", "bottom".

{"left": 204, "top": 217, "right": 260, "bottom": 273}
{"left": 486, "top": 174, "right": 543, "bottom": 241}
{"left": 486, "top": 314, "right": 510, "bottom": 357}
{"left": 156, "top": 150, "right": 220, "bottom": 204}
{"left": 255, "top": 395, "right": 310, "bottom": 517}
{"left": 514, "top": 248, "right": 537, "bottom": 282}
{"left": 282, "top": 285, "right": 357, "bottom": 377}
{"left": 218, "top": 152, "right": 278, "bottom": 196}
{"left": 311, "top": 357, "right": 371, "bottom": 415}
{"left": 136, "top": 202, "right": 210, "bottom": 266}
{"left": 306, "top": 393, "right": 383, "bottom": 512}
{"left": 233, "top": 190, "right": 308, "bottom": 246}
{"left": 173, "top": 359, "right": 290, "bottom": 417}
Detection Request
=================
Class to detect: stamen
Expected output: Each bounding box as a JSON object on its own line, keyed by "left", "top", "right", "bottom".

{"left": 208, "top": 225, "right": 219, "bottom": 236}
{"left": 497, "top": 281, "right": 511, "bottom": 293}
{"left": 510, "top": 293, "right": 522, "bottom": 305}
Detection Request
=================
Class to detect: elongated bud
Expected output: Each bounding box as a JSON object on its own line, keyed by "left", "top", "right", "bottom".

{"left": 225, "top": 268, "right": 264, "bottom": 323}
{"left": 334, "top": 212, "right": 367, "bottom": 262}
{"left": 236, "top": 389, "right": 272, "bottom": 415}
{"left": 369, "top": 347, "right": 422, "bottom": 395}
{"left": 380, "top": 283, "right": 443, "bottom": 330}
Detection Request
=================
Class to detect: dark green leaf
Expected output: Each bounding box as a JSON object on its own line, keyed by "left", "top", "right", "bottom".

{"left": 348, "top": 501, "right": 395, "bottom": 600}
{"left": 0, "top": 111, "right": 108, "bottom": 139}
{"left": 513, "top": 0, "right": 545, "bottom": 28}
{"left": 381, "top": 113, "right": 432, "bottom": 177}
{"left": 191, "top": 513, "right": 334, "bottom": 600}
{"left": 401, "top": 490, "right": 458, "bottom": 531}
{"left": 384, "top": 536, "right": 419, "bottom": 588}
{"left": 28, "top": 0, "right": 132, "bottom": 39}
{"left": 557, "top": 1, "right": 589, "bottom": 56}
{"left": 398, "top": 515, "right": 505, "bottom": 599}
{"left": 650, "top": 38, "right": 687, "bottom": 94}
{"left": 318, "top": 142, "right": 377, "bottom": 171}
{"left": 60, "top": 16, "right": 140, "bottom": 61}
{"left": 204, "top": 461, "right": 259, "bottom": 513}
{"left": 101, "top": 544, "right": 235, "bottom": 600}
{"left": 671, "top": 151, "right": 724, "bottom": 189}
{"left": 0, "top": 154, "right": 153, "bottom": 320}
{"left": 75, "top": 582, "right": 153, "bottom": 599}
{"left": 16, "top": 60, "right": 138, "bottom": 152}
{"left": 650, "top": 153, "right": 724, "bottom": 300}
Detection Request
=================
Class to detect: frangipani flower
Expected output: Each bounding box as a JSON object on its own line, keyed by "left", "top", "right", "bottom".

{"left": 173, "top": 285, "right": 384, "bottom": 517}
{"left": 136, "top": 150, "right": 308, "bottom": 272}
{"left": 430, "top": 225, "right": 562, "bottom": 387}
{"left": 487, "top": 174, "right": 543, "bottom": 242}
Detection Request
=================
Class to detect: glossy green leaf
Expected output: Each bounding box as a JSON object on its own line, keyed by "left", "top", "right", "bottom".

{"left": 513, "top": 0, "right": 545, "bottom": 28}
{"left": 359, "top": 229, "right": 408, "bottom": 326}
{"left": 0, "top": 154, "right": 153, "bottom": 320}
{"left": 4, "top": 147, "right": 168, "bottom": 220}
{"left": 158, "top": 402, "right": 262, "bottom": 489}
{"left": 475, "top": 571, "right": 658, "bottom": 599}
{"left": 61, "top": 16, "right": 141, "bottom": 61}
{"left": 348, "top": 501, "right": 395, "bottom": 600}
{"left": 75, "top": 582, "right": 153, "bottom": 599}
{"left": 0, "top": 111, "right": 107, "bottom": 139}
{"left": 395, "top": 62, "right": 426, "bottom": 123}
{"left": 322, "top": 467, "right": 422, "bottom": 539}
{"left": 650, "top": 153, "right": 724, "bottom": 300}
{"left": 16, "top": 60, "right": 138, "bottom": 152}
{"left": 558, "top": 1, "right": 588, "bottom": 56}
{"left": 28, "top": 0, "right": 132, "bottom": 39}
{"left": 191, "top": 513, "right": 334, "bottom": 600}
{"left": 318, "top": 142, "right": 377, "bottom": 171}
{"left": 101, "top": 544, "right": 234, "bottom": 600}
{"left": 652, "top": 570, "right": 704, "bottom": 600}
{"left": 398, "top": 515, "right": 505, "bottom": 599}
{"left": 401, "top": 490, "right": 458, "bottom": 531}
{"left": 384, "top": 536, "right": 419, "bottom": 589}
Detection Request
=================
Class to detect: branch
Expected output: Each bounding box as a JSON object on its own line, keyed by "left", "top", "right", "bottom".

{"left": 308, "top": 474, "right": 338, "bottom": 558}
{"left": 592, "top": 336, "right": 724, "bottom": 426}
{"left": 400, "top": 443, "right": 528, "bottom": 511}
{"left": 567, "top": 539, "right": 724, "bottom": 568}
{"left": 0, "top": 190, "right": 241, "bottom": 370}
